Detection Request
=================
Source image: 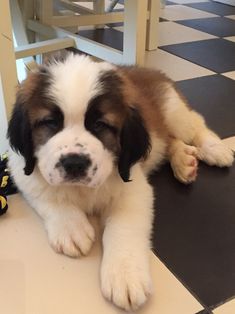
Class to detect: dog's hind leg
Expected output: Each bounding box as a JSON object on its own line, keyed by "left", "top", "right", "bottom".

{"left": 168, "top": 138, "right": 198, "bottom": 184}
{"left": 164, "top": 86, "right": 234, "bottom": 168}
{"left": 192, "top": 123, "right": 234, "bottom": 167}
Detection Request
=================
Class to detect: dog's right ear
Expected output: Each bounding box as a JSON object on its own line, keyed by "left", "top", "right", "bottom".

{"left": 7, "top": 100, "right": 36, "bottom": 175}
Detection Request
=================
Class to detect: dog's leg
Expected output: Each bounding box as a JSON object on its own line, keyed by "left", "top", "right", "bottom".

{"left": 164, "top": 86, "right": 234, "bottom": 168}
{"left": 168, "top": 138, "right": 198, "bottom": 184}
{"left": 31, "top": 199, "right": 95, "bottom": 257}
{"left": 101, "top": 166, "right": 153, "bottom": 311}
{"left": 193, "top": 127, "right": 234, "bottom": 167}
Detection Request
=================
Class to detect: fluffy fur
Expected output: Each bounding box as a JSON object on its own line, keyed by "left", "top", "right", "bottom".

{"left": 8, "top": 53, "right": 234, "bottom": 311}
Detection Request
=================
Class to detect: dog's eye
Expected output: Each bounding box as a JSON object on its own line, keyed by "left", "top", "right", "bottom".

{"left": 93, "top": 120, "right": 117, "bottom": 134}
{"left": 93, "top": 120, "right": 109, "bottom": 132}
{"left": 35, "top": 117, "right": 59, "bottom": 130}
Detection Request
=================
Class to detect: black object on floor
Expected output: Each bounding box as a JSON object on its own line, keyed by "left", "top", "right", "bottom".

{"left": 150, "top": 162, "right": 235, "bottom": 309}
{"left": 176, "top": 75, "right": 235, "bottom": 139}
{"left": 0, "top": 153, "right": 18, "bottom": 216}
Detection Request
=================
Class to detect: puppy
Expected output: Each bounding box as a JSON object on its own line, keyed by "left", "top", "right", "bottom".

{"left": 7, "top": 53, "right": 234, "bottom": 311}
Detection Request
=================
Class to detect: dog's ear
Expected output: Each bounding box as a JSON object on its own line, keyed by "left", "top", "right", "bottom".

{"left": 8, "top": 101, "right": 36, "bottom": 175}
{"left": 118, "top": 107, "right": 151, "bottom": 182}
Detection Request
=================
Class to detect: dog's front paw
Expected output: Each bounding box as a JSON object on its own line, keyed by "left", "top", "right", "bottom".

{"left": 46, "top": 212, "right": 95, "bottom": 257}
{"left": 101, "top": 254, "right": 152, "bottom": 311}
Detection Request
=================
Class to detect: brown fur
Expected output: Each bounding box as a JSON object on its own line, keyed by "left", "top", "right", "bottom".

{"left": 16, "top": 68, "right": 64, "bottom": 149}
{"left": 117, "top": 67, "right": 173, "bottom": 141}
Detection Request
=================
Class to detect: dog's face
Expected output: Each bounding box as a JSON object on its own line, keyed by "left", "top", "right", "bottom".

{"left": 8, "top": 54, "right": 150, "bottom": 187}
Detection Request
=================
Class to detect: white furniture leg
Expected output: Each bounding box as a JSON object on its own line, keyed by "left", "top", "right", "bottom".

{"left": 0, "top": 1, "right": 18, "bottom": 119}
{"left": 123, "top": 0, "right": 148, "bottom": 65}
{"left": 94, "top": 0, "right": 105, "bottom": 29}
{"left": 146, "top": 0, "right": 159, "bottom": 51}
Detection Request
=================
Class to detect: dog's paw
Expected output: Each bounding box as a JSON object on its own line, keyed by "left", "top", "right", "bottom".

{"left": 46, "top": 212, "right": 95, "bottom": 257}
{"left": 198, "top": 138, "right": 234, "bottom": 167}
{"left": 170, "top": 144, "right": 198, "bottom": 184}
{"left": 101, "top": 255, "right": 152, "bottom": 311}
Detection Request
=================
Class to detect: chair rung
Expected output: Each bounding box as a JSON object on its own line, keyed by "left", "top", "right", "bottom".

{"left": 15, "top": 37, "right": 75, "bottom": 59}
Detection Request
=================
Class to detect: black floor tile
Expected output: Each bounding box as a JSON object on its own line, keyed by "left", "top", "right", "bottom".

{"left": 176, "top": 75, "right": 235, "bottom": 138}
{"left": 150, "top": 161, "right": 235, "bottom": 309}
{"left": 160, "top": 17, "right": 168, "bottom": 22}
{"left": 185, "top": 2, "right": 235, "bottom": 16}
{"left": 166, "top": 0, "right": 177, "bottom": 4}
{"left": 177, "top": 17, "right": 235, "bottom": 37}
{"left": 108, "top": 16, "right": 166, "bottom": 28}
{"left": 78, "top": 28, "right": 123, "bottom": 51}
{"left": 108, "top": 22, "right": 123, "bottom": 27}
{"left": 114, "top": 0, "right": 177, "bottom": 6}
{"left": 196, "top": 309, "right": 213, "bottom": 314}
{"left": 161, "top": 39, "right": 235, "bottom": 73}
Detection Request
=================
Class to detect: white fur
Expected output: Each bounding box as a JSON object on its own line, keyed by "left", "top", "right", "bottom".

{"left": 48, "top": 54, "right": 114, "bottom": 122}
{"left": 142, "top": 132, "right": 167, "bottom": 175}
{"left": 9, "top": 149, "right": 154, "bottom": 311}
{"left": 194, "top": 131, "right": 234, "bottom": 167}
{"left": 162, "top": 85, "right": 234, "bottom": 172}
{"left": 36, "top": 125, "right": 113, "bottom": 188}
{"left": 101, "top": 165, "right": 153, "bottom": 311}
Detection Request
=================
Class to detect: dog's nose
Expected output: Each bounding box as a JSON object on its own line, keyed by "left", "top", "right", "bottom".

{"left": 60, "top": 154, "right": 91, "bottom": 178}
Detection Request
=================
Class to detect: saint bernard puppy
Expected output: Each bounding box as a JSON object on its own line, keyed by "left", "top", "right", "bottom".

{"left": 8, "top": 53, "right": 234, "bottom": 311}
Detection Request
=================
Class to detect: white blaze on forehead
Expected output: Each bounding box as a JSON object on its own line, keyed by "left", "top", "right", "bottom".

{"left": 48, "top": 54, "right": 115, "bottom": 121}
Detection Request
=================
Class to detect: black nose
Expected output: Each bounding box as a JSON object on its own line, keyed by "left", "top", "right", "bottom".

{"left": 59, "top": 154, "right": 91, "bottom": 178}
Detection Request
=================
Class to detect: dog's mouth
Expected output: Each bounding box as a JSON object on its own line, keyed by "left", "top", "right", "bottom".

{"left": 45, "top": 159, "right": 102, "bottom": 188}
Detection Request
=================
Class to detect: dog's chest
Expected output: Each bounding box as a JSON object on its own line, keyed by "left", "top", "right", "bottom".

{"left": 63, "top": 185, "right": 114, "bottom": 215}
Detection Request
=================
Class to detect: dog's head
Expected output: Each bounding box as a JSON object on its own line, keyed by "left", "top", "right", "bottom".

{"left": 8, "top": 54, "right": 150, "bottom": 187}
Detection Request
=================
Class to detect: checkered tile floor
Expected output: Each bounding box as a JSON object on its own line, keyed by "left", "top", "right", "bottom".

{"left": 155, "top": 2, "right": 235, "bottom": 313}
{"left": 80, "top": 1, "right": 235, "bottom": 313}
{"left": 1, "top": 1, "right": 234, "bottom": 314}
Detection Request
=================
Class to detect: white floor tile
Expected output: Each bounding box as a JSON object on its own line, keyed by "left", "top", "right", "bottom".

{"left": 224, "top": 36, "right": 235, "bottom": 43}
{"left": 222, "top": 70, "right": 235, "bottom": 80}
{"left": 158, "top": 21, "right": 216, "bottom": 46}
{"left": 145, "top": 49, "right": 215, "bottom": 81}
{"left": 149, "top": 255, "right": 203, "bottom": 314}
{"left": 226, "top": 15, "right": 235, "bottom": 20}
{"left": 114, "top": 21, "right": 216, "bottom": 46}
{"left": 214, "top": 299, "right": 235, "bottom": 314}
{"left": 160, "top": 4, "right": 218, "bottom": 20}
{"left": 0, "top": 194, "right": 203, "bottom": 314}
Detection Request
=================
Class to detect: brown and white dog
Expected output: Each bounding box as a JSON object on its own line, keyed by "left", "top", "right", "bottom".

{"left": 8, "top": 53, "right": 234, "bottom": 311}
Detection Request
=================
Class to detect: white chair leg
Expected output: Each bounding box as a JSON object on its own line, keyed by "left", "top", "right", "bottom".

{"left": 94, "top": 0, "right": 105, "bottom": 29}
{"left": 10, "top": 0, "right": 37, "bottom": 81}
{"left": 123, "top": 0, "right": 148, "bottom": 66}
{"left": 146, "top": 0, "right": 159, "bottom": 51}
{"left": 0, "top": 1, "right": 18, "bottom": 120}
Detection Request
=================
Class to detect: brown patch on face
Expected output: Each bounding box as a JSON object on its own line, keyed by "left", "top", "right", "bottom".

{"left": 85, "top": 70, "right": 129, "bottom": 156}
{"left": 15, "top": 67, "right": 64, "bottom": 149}
{"left": 117, "top": 66, "right": 176, "bottom": 141}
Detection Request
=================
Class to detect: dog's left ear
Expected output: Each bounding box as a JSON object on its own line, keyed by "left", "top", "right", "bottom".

{"left": 8, "top": 103, "right": 36, "bottom": 175}
{"left": 118, "top": 107, "right": 151, "bottom": 182}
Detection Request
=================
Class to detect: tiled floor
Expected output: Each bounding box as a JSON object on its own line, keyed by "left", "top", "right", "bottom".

{"left": 1, "top": 1, "right": 235, "bottom": 314}
{"left": 155, "top": 2, "right": 235, "bottom": 313}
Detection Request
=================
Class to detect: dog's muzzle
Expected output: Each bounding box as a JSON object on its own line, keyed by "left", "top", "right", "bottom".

{"left": 57, "top": 153, "right": 91, "bottom": 180}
